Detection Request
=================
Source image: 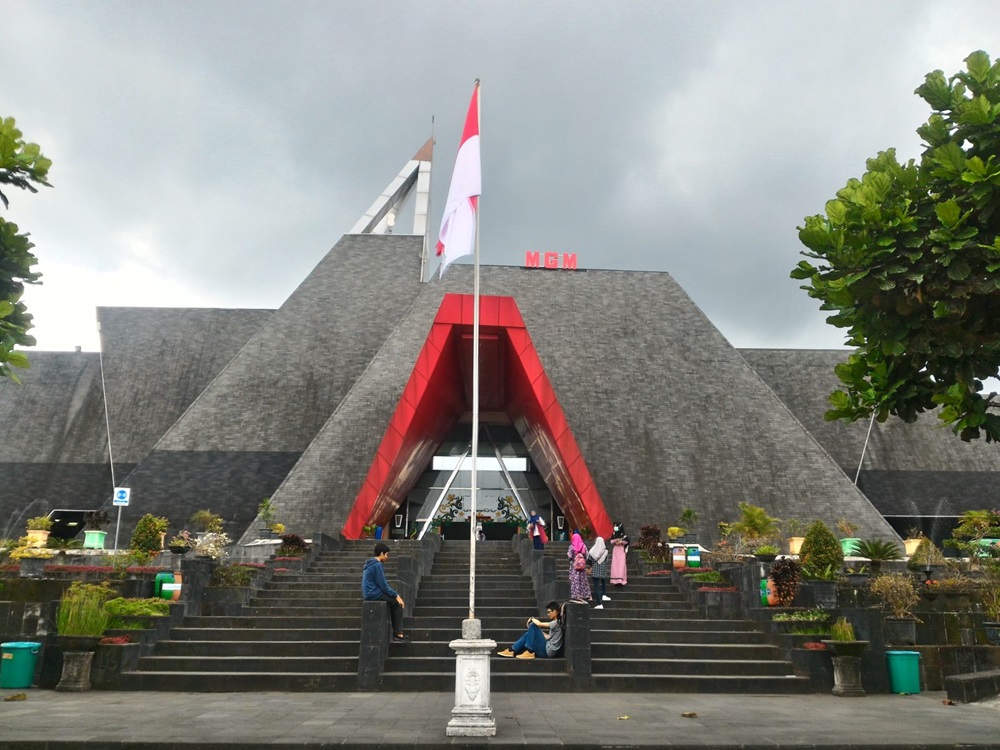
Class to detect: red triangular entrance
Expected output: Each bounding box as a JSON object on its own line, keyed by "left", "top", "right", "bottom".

{"left": 342, "top": 293, "right": 611, "bottom": 539}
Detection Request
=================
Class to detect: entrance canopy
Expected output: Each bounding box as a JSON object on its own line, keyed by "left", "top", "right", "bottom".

{"left": 342, "top": 293, "right": 610, "bottom": 539}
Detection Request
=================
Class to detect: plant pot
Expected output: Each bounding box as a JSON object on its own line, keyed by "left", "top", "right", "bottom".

{"left": 884, "top": 617, "right": 917, "bottom": 646}
{"left": 787, "top": 537, "right": 805, "bottom": 556}
{"left": 821, "top": 640, "right": 869, "bottom": 697}
{"left": 840, "top": 537, "right": 861, "bottom": 556}
{"left": 82, "top": 529, "right": 107, "bottom": 550}
{"left": 25, "top": 529, "right": 50, "bottom": 547}
{"left": 844, "top": 574, "right": 869, "bottom": 587}
{"left": 56, "top": 635, "right": 101, "bottom": 653}
{"left": 168, "top": 545, "right": 190, "bottom": 555}
{"left": 755, "top": 553, "right": 778, "bottom": 563}
{"left": 806, "top": 580, "right": 838, "bottom": 609}
{"left": 18, "top": 557, "right": 47, "bottom": 578}
{"left": 903, "top": 538, "right": 923, "bottom": 557}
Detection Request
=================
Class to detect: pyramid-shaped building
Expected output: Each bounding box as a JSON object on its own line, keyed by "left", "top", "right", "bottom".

{"left": 3, "top": 146, "right": 997, "bottom": 546}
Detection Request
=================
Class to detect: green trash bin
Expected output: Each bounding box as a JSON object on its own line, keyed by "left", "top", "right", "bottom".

{"left": 886, "top": 650, "right": 921, "bottom": 694}
{"left": 0, "top": 641, "right": 42, "bottom": 689}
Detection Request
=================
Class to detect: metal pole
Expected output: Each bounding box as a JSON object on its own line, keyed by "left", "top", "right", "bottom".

{"left": 854, "top": 413, "right": 876, "bottom": 484}
{"left": 98, "top": 320, "right": 120, "bottom": 553}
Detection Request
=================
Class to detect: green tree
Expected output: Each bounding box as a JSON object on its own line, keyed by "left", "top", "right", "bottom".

{"left": 792, "top": 51, "right": 1000, "bottom": 441}
{"left": 0, "top": 116, "right": 51, "bottom": 381}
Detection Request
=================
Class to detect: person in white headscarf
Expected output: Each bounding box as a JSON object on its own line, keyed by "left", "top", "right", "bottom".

{"left": 589, "top": 535, "right": 611, "bottom": 608}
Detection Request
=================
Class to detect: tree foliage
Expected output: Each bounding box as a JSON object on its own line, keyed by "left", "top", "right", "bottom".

{"left": 0, "top": 116, "right": 51, "bottom": 381}
{"left": 792, "top": 51, "right": 1000, "bottom": 441}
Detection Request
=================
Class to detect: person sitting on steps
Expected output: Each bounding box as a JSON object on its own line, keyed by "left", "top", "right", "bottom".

{"left": 361, "top": 542, "right": 408, "bottom": 643}
{"left": 496, "top": 601, "right": 564, "bottom": 659}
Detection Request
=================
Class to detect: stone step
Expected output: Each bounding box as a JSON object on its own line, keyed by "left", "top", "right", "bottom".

{"left": 170, "top": 627, "right": 360, "bottom": 642}
{"left": 155, "top": 640, "right": 358, "bottom": 657}
{"left": 119, "top": 671, "right": 359, "bottom": 692}
{"left": 137, "top": 655, "right": 358, "bottom": 673}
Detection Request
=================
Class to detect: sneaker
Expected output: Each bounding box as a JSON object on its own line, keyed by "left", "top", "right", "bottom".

{"left": 392, "top": 633, "right": 409, "bottom": 643}
{"left": 593, "top": 604, "right": 604, "bottom": 610}
{"left": 602, "top": 595, "right": 611, "bottom": 601}
{"left": 516, "top": 650, "right": 536, "bottom": 659}
{"left": 497, "top": 648, "right": 515, "bottom": 658}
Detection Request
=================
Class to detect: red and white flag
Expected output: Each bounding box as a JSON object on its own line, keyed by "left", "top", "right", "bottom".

{"left": 436, "top": 83, "right": 481, "bottom": 277}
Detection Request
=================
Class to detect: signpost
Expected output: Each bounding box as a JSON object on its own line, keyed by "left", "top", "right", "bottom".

{"left": 112, "top": 487, "right": 130, "bottom": 553}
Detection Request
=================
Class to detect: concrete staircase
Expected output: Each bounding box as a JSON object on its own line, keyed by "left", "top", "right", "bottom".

{"left": 120, "top": 541, "right": 410, "bottom": 691}
{"left": 588, "top": 573, "right": 807, "bottom": 692}
{"left": 120, "top": 539, "right": 809, "bottom": 693}
{"left": 379, "top": 540, "right": 566, "bottom": 690}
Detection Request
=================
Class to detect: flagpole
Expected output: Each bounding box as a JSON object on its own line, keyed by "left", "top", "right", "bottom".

{"left": 468, "top": 80, "right": 481, "bottom": 622}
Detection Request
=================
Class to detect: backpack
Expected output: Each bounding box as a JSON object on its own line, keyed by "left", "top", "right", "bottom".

{"left": 573, "top": 552, "right": 587, "bottom": 571}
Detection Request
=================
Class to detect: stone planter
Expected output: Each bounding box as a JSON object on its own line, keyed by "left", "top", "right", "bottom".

{"left": 787, "top": 537, "right": 805, "bottom": 556}
{"left": 821, "top": 640, "right": 869, "bottom": 697}
{"left": 884, "top": 617, "right": 918, "bottom": 646}
{"left": 18, "top": 557, "right": 48, "bottom": 578}
{"left": 54, "top": 635, "right": 101, "bottom": 692}
{"left": 903, "top": 538, "right": 923, "bottom": 557}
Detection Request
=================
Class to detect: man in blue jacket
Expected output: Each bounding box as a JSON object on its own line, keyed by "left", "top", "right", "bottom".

{"left": 362, "top": 543, "right": 408, "bottom": 643}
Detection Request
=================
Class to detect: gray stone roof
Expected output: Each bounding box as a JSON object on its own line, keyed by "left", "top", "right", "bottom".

{"left": 740, "top": 348, "right": 1000, "bottom": 520}
{"left": 267, "top": 260, "right": 898, "bottom": 543}
{"left": 0, "top": 352, "right": 107, "bottom": 463}
{"left": 153, "top": 234, "right": 425, "bottom": 453}
{"left": 99, "top": 307, "right": 273, "bottom": 464}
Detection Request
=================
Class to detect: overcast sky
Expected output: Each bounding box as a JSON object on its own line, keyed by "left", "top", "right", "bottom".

{"left": 4, "top": 1, "right": 1000, "bottom": 353}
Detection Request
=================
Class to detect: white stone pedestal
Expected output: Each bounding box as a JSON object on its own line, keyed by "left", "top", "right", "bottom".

{"left": 446, "top": 618, "right": 497, "bottom": 737}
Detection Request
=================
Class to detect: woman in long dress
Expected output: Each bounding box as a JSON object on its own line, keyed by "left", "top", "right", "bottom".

{"left": 589, "top": 536, "right": 610, "bottom": 608}
{"left": 609, "top": 522, "right": 629, "bottom": 586}
{"left": 567, "top": 531, "right": 592, "bottom": 601}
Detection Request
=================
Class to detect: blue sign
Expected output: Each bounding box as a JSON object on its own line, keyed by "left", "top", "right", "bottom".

{"left": 113, "top": 487, "right": 131, "bottom": 506}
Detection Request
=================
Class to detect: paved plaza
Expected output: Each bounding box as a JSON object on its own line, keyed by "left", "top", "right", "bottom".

{"left": 2, "top": 689, "right": 1000, "bottom": 749}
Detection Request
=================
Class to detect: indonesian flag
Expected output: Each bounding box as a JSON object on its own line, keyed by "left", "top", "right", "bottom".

{"left": 436, "top": 83, "right": 481, "bottom": 277}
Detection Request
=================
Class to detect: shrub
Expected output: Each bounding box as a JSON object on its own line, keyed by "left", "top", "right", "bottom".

{"left": 56, "top": 582, "right": 114, "bottom": 637}
{"left": 907, "top": 537, "right": 947, "bottom": 570}
{"left": 277, "top": 533, "right": 309, "bottom": 557}
{"left": 854, "top": 538, "right": 902, "bottom": 563}
{"left": 769, "top": 557, "right": 802, "bottom": 606}
{"left": 210, "top": 563, "right": 253, "bottom": 588}
{"left": 829, "top": 616, "right": 856, "bottom": 641}
{"left": 26, "top": 515, "right": 52, "bottom": 531}
{"left": 800, "top": 520, "right": 843, "bottom": 574}
{"left": 104, "top": 597, "right": 170, "bottom": 617}
{"left": 730, "top": 503, "right": 781, "bottom": 546}
{"left": 130, "top": 514, "right": 168, "bottom": 554}
{"left": 688, "top": 571, "right": 723, "bottom": 583}
{"left": 871, "top": 573, "right": 921, "bottom": 619}
{"left": 190, "top": 510, "right": 224, "bottom": 534}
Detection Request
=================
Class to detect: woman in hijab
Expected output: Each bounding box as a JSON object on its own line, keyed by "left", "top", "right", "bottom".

{"left": 589, "top": 535, "right": 610, "bottom": 608}
{"left": 609, "top": 522, "right": 629, "bottom": 586}
{"left": 567, "top": 531, "right": 592, "bottom": 602}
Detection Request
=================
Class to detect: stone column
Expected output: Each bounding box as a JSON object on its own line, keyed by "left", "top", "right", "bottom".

{"left": 446, "top": 618, "right": 496, "bottom": 737}
{"left": 55, "top": 651, "right": 94, "bottom": 692}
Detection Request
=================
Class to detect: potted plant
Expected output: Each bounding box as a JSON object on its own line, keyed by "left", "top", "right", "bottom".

{"left": 870, "top": 572, "right": 921, "bottom": 646}
{"left": 755, "top": 543, "right": 780, "bottom": 563}
{"left": 257, "top": 497, "right": 281, "bottom": 538}
{"left": 853, "top": 538, "right": 902, "bottom": 576}
{"left": 25, "top": 515, "right": 52, "bottom": 547}
{"left": 902, "top": 528, "right": 924, "bottom": 558}
{"left": 190, "top": 509, "right": 224, "bottom": 536}
{"left": 10, "top": 539, "right": 56, "bottom": 577}
{"left": 679, "top": 508, "right": 699, "bottom": 543}
{"left": 821, "top": 616, "right": 869, "bottom": 697}
{"left": 192, "top": 532, "right": 231, "bottom": 560}
{"left": 729, "top": 502, "right": 781, "bottom": 550}
{"left": 55, "top": 581, "right": 114, "bottom": 691}
{"left": 361, "top": 524, "right": 376, "bottom": 539}
{"left": 768, "top": 557, "right": 801, "bottom": 606}
{"left": 836, "top": 518, "right": 860, "bottom": 556}
{"left": 82, "top": 509, "right": 110, "bottom": 550}
{"left": 168, "top": 531, "right": 193, "bottom": 555}
{"left": 945, "top": 509, "right": 1000, "bottom": 568}
{"left": 129, "top": 514, "right": 169, "bottom": 554}
{"left": 800, "top": 521, "right": 844, "bottom": 608}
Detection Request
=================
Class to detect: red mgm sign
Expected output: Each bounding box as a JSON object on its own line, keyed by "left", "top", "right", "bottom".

{"left": 524, "top": 251, "right": 578, "bottom": 270}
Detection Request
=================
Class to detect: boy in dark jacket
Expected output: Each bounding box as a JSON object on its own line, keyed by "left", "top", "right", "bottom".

{"left": 362, "top": 543, "right": 408, "bottom": 643}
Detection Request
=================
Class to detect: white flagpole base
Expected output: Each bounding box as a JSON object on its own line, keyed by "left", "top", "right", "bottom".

{"left": 446, "top": 618, "right": 497, "bottom": 737}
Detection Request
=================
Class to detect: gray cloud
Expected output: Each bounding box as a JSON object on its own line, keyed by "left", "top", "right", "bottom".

{"left": 4, "top": 0, "right": 1000, "bottom": 352}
